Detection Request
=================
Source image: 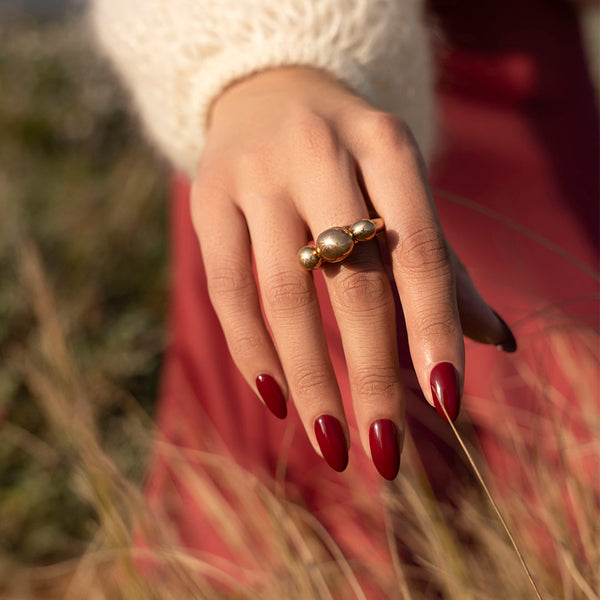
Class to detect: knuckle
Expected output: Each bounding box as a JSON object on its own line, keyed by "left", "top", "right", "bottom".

{"left": 227, "top": 330, "right": 264, "bottom": 361}
{"left": 264, "top": 270, "right": 316, "bottom": 314}
{"left": 236, "top": 144, "right": 273, "bottom": 184}
{"left": 363, "top": 111, "right": 409, "bottom": 149}
{"left": 195, "top": 154, "right": 226, "bottom": 185}
{"left": 294, "top": 114, "right": 340, "bottom": 159}
{"left": 191, "top": 174, "right": 228, "bottom": 216}
{"left": 353, "top": 365, "right": 401, "bottom": 400}
{"left": 414, "top": 310, "right": 459, "bottom": 340}
{"left": 290, "top": 363, "right": 331, "bottom": 400}
{"left": 395, "top": 226, "right": 451, "bottom": 277}
{"left": 333, "top": 269, "right": 391, "bottom": 315}
{"left": 207, "top": 264, "right": 255, "bottom": 305}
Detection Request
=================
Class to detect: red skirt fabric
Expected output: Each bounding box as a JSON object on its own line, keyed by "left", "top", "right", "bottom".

{"left": 143, "top": 0, "right": 598, "bottom": 594}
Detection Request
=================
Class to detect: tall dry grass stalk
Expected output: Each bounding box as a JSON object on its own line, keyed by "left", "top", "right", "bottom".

{"left": 0, "top": 235, "right": 597, "bottom": 599}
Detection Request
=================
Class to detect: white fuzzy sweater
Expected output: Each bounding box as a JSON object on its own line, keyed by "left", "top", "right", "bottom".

{"left": 92, "top": 0, "right": 435, "bottom": 176}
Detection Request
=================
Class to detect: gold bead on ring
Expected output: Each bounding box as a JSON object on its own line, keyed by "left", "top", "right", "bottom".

{"left": 297, "top": 217, "right": 385, "bottom": 271}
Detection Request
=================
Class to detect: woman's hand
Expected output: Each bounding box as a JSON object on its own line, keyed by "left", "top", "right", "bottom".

{"left": 191, "top": 67, "right": 515, "bottom": 479}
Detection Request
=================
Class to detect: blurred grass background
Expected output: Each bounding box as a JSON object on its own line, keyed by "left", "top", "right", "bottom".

{"left": 0, "top": 6, "right": 169, "bottom": 566}
{"left": 0, "top": 2, "right": 598, "bottom": 599}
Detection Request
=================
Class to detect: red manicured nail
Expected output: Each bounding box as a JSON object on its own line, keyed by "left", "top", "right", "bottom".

{"left": 430, "top": 362, "right": 461, "bottom": 422}
{"left": 314, "top": 415, "right": 348, "bottom": 472}
{"left": 256, "top": 374, "right": 287, "bottom": 419}
{"left": 369, "top": 419, "right": 401, "bottom": 480}
{"left": 491, "top": 309, "right": 517, "bottom": 353}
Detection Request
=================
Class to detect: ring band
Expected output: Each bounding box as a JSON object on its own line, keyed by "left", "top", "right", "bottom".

{"left": 297, "top": 217, "right": 385, "bottom": 271}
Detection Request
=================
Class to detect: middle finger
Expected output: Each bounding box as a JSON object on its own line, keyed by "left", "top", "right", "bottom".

{"left": 296, "top": 155, "right": 404, "bottom": 480}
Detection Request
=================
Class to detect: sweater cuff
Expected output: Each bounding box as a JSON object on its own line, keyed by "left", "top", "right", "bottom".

{"left": 179, "top": 41, "right": 377, "bottom": 175}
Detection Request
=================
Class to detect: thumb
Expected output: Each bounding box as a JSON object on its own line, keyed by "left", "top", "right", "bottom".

{"left": 452, "top": 251, "right": 517, "bottom": 352}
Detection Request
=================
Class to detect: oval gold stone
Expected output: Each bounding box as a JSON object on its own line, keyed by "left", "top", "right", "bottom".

{"left": 316, "top": 227, "right": 355, "bottom": 262}
{"left": 297, "top": 246, "right": 322, "bottom": 270}
{"left": 350, "top": 219, "right": 376, "bottom": 241}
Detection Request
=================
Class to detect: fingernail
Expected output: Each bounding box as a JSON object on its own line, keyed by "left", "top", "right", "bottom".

{"left": 314, "top": 415, "right": 348, "bottom": 472}
{"left": 430, "top": 362, "right": 461, "bottom": 422}
{"left": 369, "top": 419, "right": 401, "bottom": 480}
{"left": 491, "top": 309, "right": 517, "bottom": 353}
{"left": 256, "top": 374, "right": 287, "bottom": 419}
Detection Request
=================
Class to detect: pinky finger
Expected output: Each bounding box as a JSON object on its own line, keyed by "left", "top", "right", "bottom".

{"left": 190, "top": 182, "right": 289, "bottom": 418}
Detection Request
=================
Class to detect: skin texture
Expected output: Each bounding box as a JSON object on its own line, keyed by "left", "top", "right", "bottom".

{"left": 191, "top": 66, "right": 510, "bottom": 470}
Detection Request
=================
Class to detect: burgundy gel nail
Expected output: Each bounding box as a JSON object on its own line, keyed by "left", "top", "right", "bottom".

{"left": 314, "top": 415, "right": 348, "bottom": 472}
{"left": 256, "top": 374, "right": 287, "bottom": 419}
{"left": 369, "top": 419, "right": 401, "bottom": 480}
{"left": 430, "top": 362, "right": 461, "bottom": 422}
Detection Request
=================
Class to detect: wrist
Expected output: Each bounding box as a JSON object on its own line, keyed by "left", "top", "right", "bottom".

{"left": 208, "top": 66, "right": 355, "bottom": 129}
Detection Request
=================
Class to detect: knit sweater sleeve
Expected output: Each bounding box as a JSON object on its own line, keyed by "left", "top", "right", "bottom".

{"left": 91, "top": 0, "right": 435, "bottom": 176}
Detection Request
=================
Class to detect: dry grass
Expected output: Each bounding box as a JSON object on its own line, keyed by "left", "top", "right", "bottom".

{"left": 0, "top": 10, "right": 599, "bottom": 600}
{"left": 0, "top": 11, "right": 168, "bottom": 566}
{"left": 2, "top": 238, "right": 598, "bottom": 600}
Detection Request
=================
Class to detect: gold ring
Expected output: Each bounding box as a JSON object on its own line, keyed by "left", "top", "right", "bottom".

{"left": 297, "top": 217, "right": 385, "bottom": 271}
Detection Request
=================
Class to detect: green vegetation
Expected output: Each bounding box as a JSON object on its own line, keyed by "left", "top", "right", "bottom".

{"left": 0, "top": 14, "right": 169, "bottom": 565}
